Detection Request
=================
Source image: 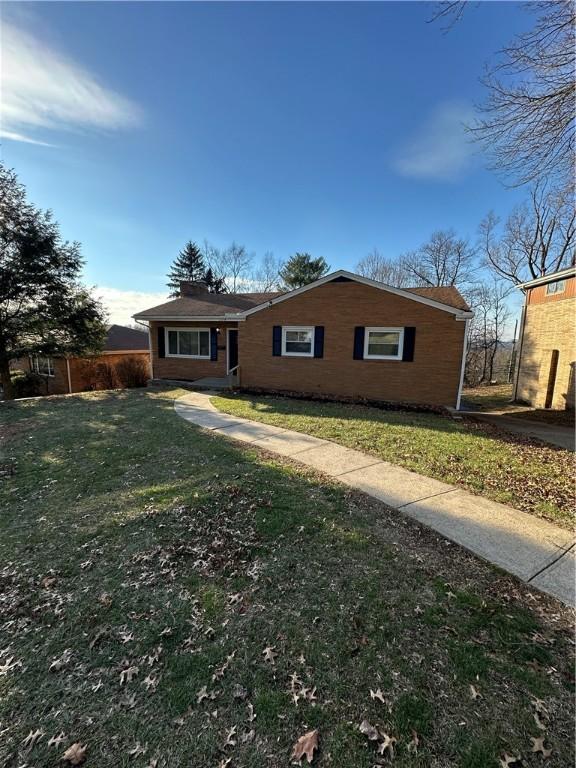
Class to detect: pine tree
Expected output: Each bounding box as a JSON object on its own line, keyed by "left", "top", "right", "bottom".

{"left": 167, "top": 241, "right": 208, "bottom": 296}
{"left": 0, "top": 164, "right": 107, "bottom": 400}
{"left": 279, "top": 253, "right": 330, "bottom": 290}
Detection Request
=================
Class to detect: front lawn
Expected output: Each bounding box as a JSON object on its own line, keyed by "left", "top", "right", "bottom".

{"left": 1, "top": 389, "right": 573, "bottom": 767}
{"left": 212, "top": 393, "right": 574, "bottom": 527}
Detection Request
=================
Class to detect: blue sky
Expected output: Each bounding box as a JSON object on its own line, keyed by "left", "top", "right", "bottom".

{"left": 2, "top": 1, "right": 531, "bottom": 323}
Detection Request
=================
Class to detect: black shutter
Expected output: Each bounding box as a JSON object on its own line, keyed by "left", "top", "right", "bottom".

{"left": 402, "top": 327, "right": 416, "bottom": 362}
{"left": 272, "top": 326, "right": 282, "bottom": 356}
{"left": 210, "top": 328, "right": 218, "bottom": 361}
{"left": 157, "top": 326, "right": 165, "bottom": 358}
{"left": 313, "top": 326, "right": 324, "bottom": 358}
{"left": 353, "top": 327, "right": 365, "bottom": 360}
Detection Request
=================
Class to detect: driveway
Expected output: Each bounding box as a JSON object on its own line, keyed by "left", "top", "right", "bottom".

{"left": 466, "top": 412, "right": 575, "bottom": 451}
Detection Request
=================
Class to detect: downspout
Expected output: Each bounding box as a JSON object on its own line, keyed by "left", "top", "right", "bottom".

{"left": 455, "top": 318, "right": 470, "bottom": 411}
{"left": 146, "top": 323, "right": 154, "bottom": 379}
{"left": 66, "top": 358, "right": 72, "bottom": 394}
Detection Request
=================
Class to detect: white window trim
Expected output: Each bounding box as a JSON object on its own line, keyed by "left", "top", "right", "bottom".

{"left": 165, "top": 327, "right": 211, "bottom": 359}
{"left": 363, "top": 327, "right": 404, "bottom": 361}
{"left": 545, "top": 280, "right": 566, "bottom": 295}
{"left": 281, "top": 326, "right": 315, "bottom": 357}
{"left": 30, "top": 355, "right": 55, "bottom": 377}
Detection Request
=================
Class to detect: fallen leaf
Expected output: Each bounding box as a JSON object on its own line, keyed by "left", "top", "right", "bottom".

{"left": 377, "top": 733, "right": 397, "bottom": 758}
{"left": 224, "top": 726, "right": 237, "bottom": 747}
{"left": 119, "top": 666, "right": 139, "bottom": 685}
{"left": 469, "top": 684, "right": 482, "bottom": 700}
{"left": 22, "top": 729, "right": 43, "bottom": 749}
{"left": 359, "top": 720, "right": 380, "bottom": 741}
{"left": 533, "top": 711, "right": 546, "bottom": 730}
{"left": 128, "top": 742, "right": 147, "bottom": 757}
{"left": 530, "top": 736, "right": 552, "bottom": 759}
{"left": 62, "top": 742, "right": 87, "bottom": 765}
{"left": 247, "top": 702, "right": 256, "bottom": 722}
{"left": 407, "top": 730, "right": 419, "bottom": 754}
{"left": 262, "top": 645, "right": 277, "bottom": 664}
{"left": 48, "top": 732, "right": 67, "bottom": 748}
{"left": 291, "top": 729, "right": 319, "bottom": 763}
{"left": 499, "top": 754, "right": 521, "bottom": 768}
{"left": 197, "top": 685, "right": 209, "bottom": 704}
{"left": 370, "top": 688, "right": 386, "bottom": 704}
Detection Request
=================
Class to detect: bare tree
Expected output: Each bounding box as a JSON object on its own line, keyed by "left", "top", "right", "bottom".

{"left": 251, "top": 251, "right": 283, "bottom": 292}
{"left": 465, "top": 279, "right": 512, "bottom": 385}
{"left": 201, "top": 239, "right": 253, "bottom": 293}
{"left": 401, "top": 230, "right": 478, "bottom": 288}
{"left": 433, "top": 1, "right": 575, "bottom": 188}
{"left": 221, "top": 242, "right": 253, "bottom": 293}
{"left": 479, "top": 183, "right": 576, "bottom": 285}
{"left": 428, "top": 1, "right": 469, "bottom": 32}
{"left": 355, "top": 249, "right": 412, "bottom": 287}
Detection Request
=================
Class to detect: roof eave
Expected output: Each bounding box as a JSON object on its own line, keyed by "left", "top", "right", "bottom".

{"left": 516, "top": 266, "right": 576, "bottom": 291}
{"left": 132, "top": 314, "right": 245, "bottom": 322}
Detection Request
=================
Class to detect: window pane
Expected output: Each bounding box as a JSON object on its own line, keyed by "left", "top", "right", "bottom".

{"left": 285, "top": 329, "right": 312, "bottom": 353}
{"left": 367, "top": 331, "right": 400, "bottom": 357}
{"left": 168, "top": 331, "right": 178, "bottom": 354}
{"left": 179, "top": 331, "right": 193, "bottom": 356}
{"left": 199, "top": 331, "right": 210, "bottom": 357}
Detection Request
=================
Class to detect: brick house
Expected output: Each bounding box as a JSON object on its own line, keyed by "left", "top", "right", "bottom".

{"left": 14, "top": 324, "right": 151, "bottom": 395}
{"left": 134, "top": 271, "right": 473, "bottom": 408}
{"left": 514, "top": 266, "right": 576, "bottom": 410}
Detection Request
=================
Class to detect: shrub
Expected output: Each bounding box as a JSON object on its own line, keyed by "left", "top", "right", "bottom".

{"left": 115, "top": 356, "right": 149, "bottom": 388}
{"left": 10, "top": 370, "right": 43, "bottom": 398}
{"left": 81, "top": 360, "right": 120, "bottom": 391}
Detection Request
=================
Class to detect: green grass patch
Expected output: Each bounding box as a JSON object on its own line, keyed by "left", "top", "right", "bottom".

{"left": 0, "top": 388, "right": 573, "bottom": 767}
{"left": 212, "top": 392, "right": 574, "bottom": 526}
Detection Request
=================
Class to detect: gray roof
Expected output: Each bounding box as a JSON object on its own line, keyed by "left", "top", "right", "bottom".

{"left": 134, "top": 292, "right": 281, "bottom": 319}
{"left": 105, "top": 324, "right": 149, "bottom": 351}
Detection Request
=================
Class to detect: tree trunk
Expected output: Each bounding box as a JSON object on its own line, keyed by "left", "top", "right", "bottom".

{"left": 0, "top": 356, "right": 14, "bottom": 400}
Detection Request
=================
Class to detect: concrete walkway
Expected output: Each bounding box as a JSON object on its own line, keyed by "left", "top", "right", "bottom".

{"left": 175, "top": 393, "right": 575, "bottom": 607}
{"left": 466, "top": 411, "right": 575, "bottom": 452}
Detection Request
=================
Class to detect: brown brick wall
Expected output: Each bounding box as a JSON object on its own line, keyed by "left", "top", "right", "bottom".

{"left": 69, "top": 352, "right": 151, "bottom": 391}
{"left": 238, "top": 281, "right": 467, "bottom": 407}
{"left": 149, "top": 321, "right": 236, "bottom": 380}
{"left": 12, "top": 352, "right": 151, "bottom": 395}
{"left": 516, "top": 294, "right": 576, "bottom": 409}
{"left": 12, "top": 356, "right": 70, "bottom": 395}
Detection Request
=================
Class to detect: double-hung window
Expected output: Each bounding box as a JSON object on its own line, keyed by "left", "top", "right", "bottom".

{"left": 545, "top": 280, "right": 566, "bottom": 296}
{"left": 166, "top": 328, "right": 210, "bottom": 358}
{"left": 31, "top": 356, "right": 55, "bottom": 376}
{"left": 282, "top": 326, "right": 315, "bottom": 357}
{"left": 364, "top": 327, "right": 404, "bottom": 360}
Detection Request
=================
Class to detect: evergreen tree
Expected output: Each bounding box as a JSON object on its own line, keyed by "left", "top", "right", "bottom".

{"left": 167, "top": 241, "right": 208, "bottom": 296}
{"left": 279, "top": 253, "right": 330, "bottom": 290}
{"left": 204, "top": 267, "right": 227, "bottom": 294}
{"left": 167, "top": 241, "right": 226, "bottom": 295}
{"left": 0, "top": 164, "right": 107, "bottom": 400}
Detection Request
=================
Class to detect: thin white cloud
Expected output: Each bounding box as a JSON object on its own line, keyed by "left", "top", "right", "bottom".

{"left": 392, "top": 102, "right": 475, "bottom": 181}
{"left": 94, "top": 287, "right": 169, "bottom": 327}
{"left": 1, "top": 19, "right": 141, "bottom": 145}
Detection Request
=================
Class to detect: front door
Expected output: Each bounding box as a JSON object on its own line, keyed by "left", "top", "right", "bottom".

{"left": 227, "top": 330, "right": 238, "bottom": 373}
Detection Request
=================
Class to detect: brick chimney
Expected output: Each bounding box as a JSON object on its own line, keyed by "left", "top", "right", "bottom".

{"left": 180, "top": 280, "right": 209, "bottom": 297}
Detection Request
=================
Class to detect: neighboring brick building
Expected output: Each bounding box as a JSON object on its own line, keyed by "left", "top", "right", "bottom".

{"left": 13, "top": 325, "right": 151, "bottom": 395}
{"left": 135, "top": 271, "right": 473, "bottom": 409}
{"left": 514, "top": 266, "right": 576, "bottom": 410}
